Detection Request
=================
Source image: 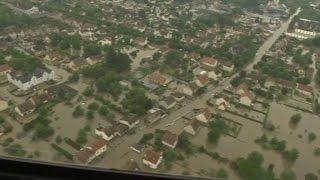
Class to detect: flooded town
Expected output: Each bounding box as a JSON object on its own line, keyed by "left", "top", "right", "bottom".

{"left": 0, "top": 0, "right": 320, "bottom": 179}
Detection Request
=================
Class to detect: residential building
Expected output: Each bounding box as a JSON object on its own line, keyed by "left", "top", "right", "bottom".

{"left": 207, "top": 68, "right": 222, "bottom": 80}
{"left": 95, "top": 125, "right": 119, "bottom": 141}
{"left": 195, "top": 74, "right": 209, "bottom": 87}
{"left": 0, "top": 64, "right": 12, "bottom": 76}
{"left": 184, "top": 120, "right": 200, "bottom": 135}
{"left": 239, "top": 92, "right": 254, "bottom": 107}
{"left": 119, "top": 115, "right": 140, "bottom": 129}
{"left": 142, "top": 149, "right": 163, "bottom": 169}
{"left": 222, "top": 62, "right": 234, "bottom": 72}
{"left": 130, "top": 143, "right": 146, "bottom": 153}
{"left": 236, "top": 82, "right": 249, "bottom": 95}
{"left": 183, "top": 82, "right": 200, "bottom": 96}
{"left": 159, "top": 96, "right": 177, "bottom": 110}
{"left": 215, "top": 98, "right": 230, "bottom": 111}
{"left": 146, "top": 108, "right": 167, "bottom": 124}
{"left": 77, "top": 138, "right": 107, "bottom": 164}
{"left": 297, "top": 84, "right": 313, "bottom": 97}
{"left": 200, "top": 57, "right": 218, "bottom": 70}
{"left": 195, "top": 108, "right": 212, "bottom": 124}
{"left": 161, "top": 130, "right": 178, "bottom": 148}
{"left": 147, "top": 71, "right": 171, "bottom": 86}
{"left": 15, "top": 100, "right": 36, "bottom": 117}
{"left": 7, "top": 68, "right": 55, "bottom": 91}
{"left": 171, "top": 92, "right": 185, "bottom": 102}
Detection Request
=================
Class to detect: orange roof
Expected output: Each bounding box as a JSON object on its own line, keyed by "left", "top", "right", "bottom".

{"left": 236, "top": 82, "right": 249, "bottom": 92}
{"left": 148, "top": 72, "right": 167, "bottom": 85}
{"left": 199, "top": 108, "right": 212, "bottom": 120}
{"left": 200, "top": 57, "right": 217, "bottom": 66}
{"left": 196, "top": 74, "right": 209, "bottom": 86}
{"left": 0, "top": 64, "right": 12, "bottom": 73}
{"left": 297, "top": 84, "right": 313, "bottom": 93}
{"left": 143, "top": 150, "right": 162, "bottom": 164}
{"left": 162, "top": 130, "right": 178, "bottom": 146}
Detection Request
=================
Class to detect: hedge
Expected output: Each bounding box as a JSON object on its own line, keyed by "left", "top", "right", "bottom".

{"left": 51, "top": 143, "right": 73, "bottom": 160}
{"left": 64, "top": 137, "right": 82, "bottom": 150}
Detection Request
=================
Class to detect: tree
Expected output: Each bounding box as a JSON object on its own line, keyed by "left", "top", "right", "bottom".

{"left": 308, "top": 133, "right": 316, "bottom": 142}
{"left": 83, "top": 86, "right": 94, "bottom": 97}
{"left": 88, "top": 102, "right": 99, "bottom": 111}
{"left": 164, "top": 50, "right": 184, "bottom": 68}
{"left": 290, "top": 114, "right": 302, "bottom": 125}
{"left": 83, "top": 42, "right": 100, "bottom": 57}
{"left": 217, "top": 168, "right": 228, "bottom": 178}
{"left": 76, "top": 128, "right": 88, "bottom": 145}
{"left": 208, "top": 130, "right": 221, "bottom": 144}
{"left": 283, "top": 149, "right": 299, "bottom": 163}
{"left": 305, "top": 173, "right": 318, "bottom": 180}
{"left": 163, "top": 149, "right": 184, "bottom": 169}
{"left": 86, "top": 110, "right": 94, "bottom": 120}
{"left": 99, "top": 105, "right": 109, "bottom": 116}
{"left": 73, "top": 105, "right": 85, "bottom": 118}
{"left": 104, "top": 48, "right": 131, "bottom": 72}
{"left": 178, "top": 132, "right": 194, "bottom": 156}
{"left": 314, "top": 148, "right": 320, "bottom": 156}
{"left": 33, "top": 124, "right": 54, "bottom": 140}
{"left": 68, "top": 72, "right": 80, "bottom": 83}
{"left": 4, "top": 144, "right": 26, "bottom": 157}
{"left": 281, "top": 169, "right": 296, "bottom": 180}
{"left": 96, "top": 71, "right": 122, "bottom": 97}
{"left": 121, "top": 88, "right": 152, "bottom": 115}
{"left": 139, "top": 133, "right": 154, "bottom": 144}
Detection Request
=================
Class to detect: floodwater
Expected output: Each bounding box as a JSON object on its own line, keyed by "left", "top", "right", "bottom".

{"left": 268, "top": 102, "right": 320, "bottom": 179}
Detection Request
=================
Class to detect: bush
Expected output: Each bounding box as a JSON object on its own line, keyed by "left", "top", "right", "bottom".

{"left": 290, "top": 114, "right": 302, "bottom": 125}
{"left": 51, "top": 143, "right": 73, "bottom": 160}
{"left": 217, "top": 168, "right": 228, "bottom": 178}
{"left": 33, "top": 124, "right": 54, "bottom": 140}
{"left": 83, "top": 86, "right": 94, "bottom": 97}
{"left": 4, "top": 144, "right": 26, "bottom": 157}
{"left": 88, "top": 102, "right": 99, "bottom": 111}
{"left": 305, "top": 173, "right": 318, "bottom": 180}
{"left": 308, "top": 133, "right": 316, "bottom": 142}
{"left": 73, "top": 105, "right": 85, "bottom": 118}
{"left": 86, "top": 110, "right": 94, "bottom": 120}
{"left": 139, "top": 133, "right": 154, "bottom": 144}
{"left": 280, "top": 169, "right": 296, "bottom": 180}
{"left": 314, "top": 148, "right": 320, "bottom": 156}
{"left": 2, "top": 137, "right": 14, "bottom": 147}
{"left": 283, "top": 148, "right": 299, "bottom": 163}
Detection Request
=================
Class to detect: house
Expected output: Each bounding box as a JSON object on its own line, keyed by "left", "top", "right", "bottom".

{"left": 147, "top": 71, "right": 171, "bottom": 86}
{"left": 159, "top": 96, "right": 177, "bottom": 110}
{"left": 161, "top": 130, "right": 178, "bottom": 148}
{"left": 29, "top": 92, "right": 52, "bottom": 107}
{"left": 119, "top": 115, "right": 140, "bottom": 129}
{"left": 195, "top": 108, "right": 212, "bottom": 124}
{"left": 264, "top": 77, "right": 275, "bottom": 88}
{"left": 15, "top": 100, "right": 36, "bottom": 117}
{"left": 171, "top": 92, "right": 185, "bottom": 102}
{"left": 130, "top": 143, "right": 146, "bottom": 153}
{"left": 0, "top": 64, "right": 12, "bottom": 76}
{"left": 7, "top": 68, "right": 55, "bottom": 91}
{"left": 0, "top": 96, "right": 8, "bottom": 112}
{"left": 77, "top": 138, "right": 107, "bottom": 164}
{"left": 207, "top": 68, "right": 222, "bottom": 80}
{"left": 146, "top": 108, "right": 167, "bottom": 124}
{"left": 222, "top": 62, "right": 234, "bottom": 72}
{"left": 236, "top": 82, "right": 249, "bottom": 95}
{"left": 200, "top": 57, "right": 218, "bottom": 70}
{"left": 184, "top": 120, "right": 200, "bottom": 135}
{"left": 195, "top": 74, "right": 209, "bottom": 87}
{"left": 215, "top": 98, "right": 230, "bottom": 111}
{"left": 275, "top": 79, "right": 296, "bottom": 89}
{"left": 95, "top": 125, "right": 119, "bottom": 141}
{"left": 183, "top": 82, "right": 200, "bottom": 96}
{"left": 142, "top": 149, "right": 163, "bottom": 169}
{"left": 297, "top": 84, "right": 313, "bottom": 97}
{"left": 239, "top": 92, "right": 254, "bottom": 107}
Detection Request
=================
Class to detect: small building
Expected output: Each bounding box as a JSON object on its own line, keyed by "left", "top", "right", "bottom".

{"left": 0, "top": 64, "right": 12, "bottom": 76}
{"left": 297, "top": 84, "right": 313, "bottom": 97}
{"left": 239, "top": 92, "right": 254, "bottom": 107}
{"left": 146, "top": 108, "right": 167, "bottom": 124}
{"left": 215, "top": 98, "right": 230, "bottom": 111}
{"left": 200, "top": 57, "right": 218, "bottom": 70}
{"left": 183, "top": 82, "right": 200, "bottom": 96}
{"left": 29, "top": 92, "right": 52, "bottom": 107}
{"left": 77, "top": 138, "right": 107, "bottom": 164}
{"left": 236, "top": 82, "right": 249, "bottom": 95}
{"left": 147, "top": 71, "right": 171, "bottom": 86}
{"left": 171, "top": 92, "right": 185, "bottom": 102}
{"left": 195, "top": 74, "right": 209, "bottom": 87}
{"left": 161, "top": 130, "right": 178, "bottom": 149}
{"left": 184, "top": 120, "right": 200, "bottom": 136}
{"left": 208, "top": 68, "right": 222, "bottom": 81}
{"left": 95, "top": 125, "right": 119, "bottom": 141}
{"left": 195, "top": 108, "right": 212, "bottom": 124}
{"left": 142, "top": 149, "right": 163, "bottom": 169}
{"left": 7, "top": 68, "right": 55, "bottom": 91}
{"left": 222, "top": 62, "right": 234, "bottom": 72}
{"left": 15, "top": 100, "right": 36, "bottom": 117}
{"left": 119, "top": 115, "right": 140, "bottom": 129}
{"left": 264, "top": 77, "right": 275, "bottom": 88}
{"left": 159, "top": 96, "right": 177, "bottom": 110}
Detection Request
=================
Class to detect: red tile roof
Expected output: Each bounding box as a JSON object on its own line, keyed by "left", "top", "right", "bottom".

{"left": 162, "top": 130, "right": 178, "bottom": 146}
{"left": 0, "top": 64, "right": 12, "bottom": 73}
{"left": 198, "top": 108, "right": 212, "bottom": 120}
{"left": 297, "top": 84, "right": 313, "bottom": 93}
{"left": 196, "top": 74, "right": 209, "bottom": 86}
{"left": 143, "top": 150, "right": 162, "bottom": 165}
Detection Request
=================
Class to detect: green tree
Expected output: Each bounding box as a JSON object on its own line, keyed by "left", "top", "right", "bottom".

{"left": 83, "top": 42, "right": 100, "bottom": 57}
{"left": 308, "top": 133, "right": 316, "bottom": 142}
{"left": 164, "top": 50, "right": 184, "bottom": 68}
{"left": 68, "top": 72, "right": 80, "bottom": 82}
{"left": 104, "top": 48, "right": 131, "bottom": 72}
{"left": 208, "top": 130, "right": 221, "bottom": 144}
{"left": 281, "top": 169, "right": 296, "bottom": 180}
{"left": 305, "top": 173, "right": 318, "bottom": 180}
{"left": 290, "top": 114, "right": 302, "bottom": 125}
{"left": 86, "top": 110, "right": 94, "bottom": 120}
{"left": 283, "top": 149, "right": 299, "bottom": 163}
{"left": 73, "top": 105, "right": 85, "bottom": 118}
{"left": 121, "top": 88, "right": 152, "bottom": 115}
{"left": 33, "top": 124, "right": 54, "bottom": 140}
{"left": 217, "top": 168, "right": 228, "bottom": 178}
{"left": 88, "top": 102, "right": 99, "bottom": 111}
